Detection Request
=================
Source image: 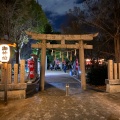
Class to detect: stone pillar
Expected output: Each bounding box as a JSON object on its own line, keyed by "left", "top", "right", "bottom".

{"left": 114, "top": 63, "right": 117, "bottom": 79}
{"left": 40, "top": 40, "right": 46, "bottom": 91}
{"left": 106, "top": 60, "right": 120, "bottom": 93}
{"left": 7, "top": 64, "right": 12, "bottom": 84}
{"left": 108, "top": 60, "right": 113, "bottom": 80}
{"left": 14, "top": 64, "right": 18, "bottom": 84}
{"left": 79, "top": 41, "right": 86, "bottom": 90}
{"left": 20, "top": 60, "right": 25, "bottom": 83}
{"left": 118, "top": 63, "right": 120, "bottom": 79}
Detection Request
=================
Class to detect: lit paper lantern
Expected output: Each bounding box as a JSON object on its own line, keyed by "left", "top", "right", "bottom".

{"left": 74, "top": 49, "right": 76, "bottom": 56}
{"left": 51, "top": 49, "right": 53, "bottom": 56}
{"left": 70, "top": 52, "right": 72, "bottom": 61}
{"left": 67, "top": 51, "right": 68, "bottom": 58}
{"left": 0, "top": 44, "right": 10, "bottom": 62}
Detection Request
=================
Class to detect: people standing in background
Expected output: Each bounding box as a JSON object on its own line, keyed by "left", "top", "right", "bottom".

{"left": 54, "top": 64, "right": 57, "bottom": 70}
{"left": 50, "top": 63, "right": 53, "bottom": 70}
{"left": 63, "top": 62, "right": 67, "bottom": 73}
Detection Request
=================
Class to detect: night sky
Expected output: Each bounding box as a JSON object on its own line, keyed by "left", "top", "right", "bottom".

{"left": 38, "top": 0, "right": 85, "bottom": 31}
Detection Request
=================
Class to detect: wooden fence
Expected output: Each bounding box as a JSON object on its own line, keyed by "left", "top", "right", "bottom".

{"left": 0, "top": 60, "right": 27, "bottom": 100}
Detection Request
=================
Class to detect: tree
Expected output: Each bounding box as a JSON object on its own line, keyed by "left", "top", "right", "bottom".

{"left": 61, "top": 7, "right": 98, "bottom": 60}
{"left": 83, "top": 0, "right": 120, "bottom": 62}
{"left": 61, "top": 0, "right": 120, "bottom": 62}
{"left": 0, "top": 0, "right": 49, "bottom": 63}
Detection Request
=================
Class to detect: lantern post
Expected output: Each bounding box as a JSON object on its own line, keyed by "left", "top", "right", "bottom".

{"left": 0, "top": 44, "right": 10, "bottom": 104}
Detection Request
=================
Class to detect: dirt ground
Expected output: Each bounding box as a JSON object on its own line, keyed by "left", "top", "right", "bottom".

{"left": 0, "top": 70, "right": 120, "bottom": 120}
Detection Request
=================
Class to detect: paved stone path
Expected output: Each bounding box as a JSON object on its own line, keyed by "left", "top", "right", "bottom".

{"left": 0, "top": 70, "right": 120, "bottom": 120}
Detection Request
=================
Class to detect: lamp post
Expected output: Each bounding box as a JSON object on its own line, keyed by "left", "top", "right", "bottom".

{"left": 0, "top": 44, "right": 10, "bottom": 105}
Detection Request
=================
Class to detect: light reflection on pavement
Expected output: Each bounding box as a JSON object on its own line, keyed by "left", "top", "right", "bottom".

{"left": 45, "top": 70, "right": 81, "bottom": 95}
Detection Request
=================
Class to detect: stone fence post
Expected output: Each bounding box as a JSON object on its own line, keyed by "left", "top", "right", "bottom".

{"left": 106, "top": 60, "right": 120, "bottom": 93}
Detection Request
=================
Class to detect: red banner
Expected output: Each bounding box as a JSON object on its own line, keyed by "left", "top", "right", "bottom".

{"left": 28, "top": 59, "right": 34, "bottom": 79}
{"left": 76, "top": 59, "right": 78, "bottom": 70}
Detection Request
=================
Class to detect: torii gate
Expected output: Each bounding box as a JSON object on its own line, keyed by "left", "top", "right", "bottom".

{"left": 26, "top": 32, "right": 98, "bottom": 91}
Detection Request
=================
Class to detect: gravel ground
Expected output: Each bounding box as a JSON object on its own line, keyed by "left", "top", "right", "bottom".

{"left": 0, "top": 70, "right": 120, "bottom": 120}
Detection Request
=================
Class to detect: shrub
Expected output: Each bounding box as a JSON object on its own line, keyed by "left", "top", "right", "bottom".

{"left": 86, "top": 65, "right": 108, "bottom": 86}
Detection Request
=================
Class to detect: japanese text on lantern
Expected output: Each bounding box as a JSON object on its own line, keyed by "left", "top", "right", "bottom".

{"left": 0, "top": 44, "right": 10, "bottom": 62}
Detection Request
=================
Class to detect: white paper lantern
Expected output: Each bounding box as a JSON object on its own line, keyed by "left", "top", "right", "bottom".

{"left": 0, "top": 44, "right": 10, "bottom": 62}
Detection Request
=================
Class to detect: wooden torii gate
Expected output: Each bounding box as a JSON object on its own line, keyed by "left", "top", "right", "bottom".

{"left": 26, "top": 32, "right": 98, "bottom": 91}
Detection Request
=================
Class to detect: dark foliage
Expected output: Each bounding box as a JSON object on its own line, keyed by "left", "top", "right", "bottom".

{"left": 87, "top": 65, "right": 108, "bottom": 86}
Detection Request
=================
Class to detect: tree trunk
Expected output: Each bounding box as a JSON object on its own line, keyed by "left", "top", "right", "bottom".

{"left": 114, "top": 0, "right": 120, "bottom": 63}
{"left": 16, "top": 43, "right": 19, "bottom": 64}
{"left": 114, "top": 34, "right": 120, "bottom": 63}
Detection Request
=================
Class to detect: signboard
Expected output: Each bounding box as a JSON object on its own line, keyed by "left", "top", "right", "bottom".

{"left": 0, "top": 44, "right": 10, "bottom": 62}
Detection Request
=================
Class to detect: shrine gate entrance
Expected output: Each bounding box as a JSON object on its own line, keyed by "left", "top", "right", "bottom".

{"left": 26, "top": 32, "right": 98, "bottom": 91}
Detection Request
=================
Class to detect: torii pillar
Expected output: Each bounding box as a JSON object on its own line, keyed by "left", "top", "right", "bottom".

{"left": 79, "top": 40, "right": 86, "bottom": 90}
{"left": 40, "top": 40, "right": 46, "bottom": 91}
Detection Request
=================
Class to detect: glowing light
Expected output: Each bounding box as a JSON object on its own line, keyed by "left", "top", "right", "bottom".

{"left": 70, "top": 52, "right": 72, "bottom": 61}
{"left": 51, "top": 49, "right": 53, "bottom": 56}
{"left": 0, "top": 44, "right": 10, "bottom": 62}
{"left": 74, "top": 49, "right": 76, "bottom": 56}
{"left": 86, "top": 59, "right": 90, "bottom": 62}
{"left": 67, "top": 51, "right": 68, "bottom": 58}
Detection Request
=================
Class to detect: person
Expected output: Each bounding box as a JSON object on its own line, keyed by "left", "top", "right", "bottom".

{"left": 69, "top": 62, "right": 73, "bottom": 76}
{"left": 54, "top": 64, "right": 57, "bottom": 71}
{"left": 63, "top": 63, "right": 67, "bottom": 73}
{"left": 50, "top": 63, "right": 53, "bottom": 70}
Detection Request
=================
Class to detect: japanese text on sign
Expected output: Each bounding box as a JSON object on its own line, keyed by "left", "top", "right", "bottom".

{"left": 0, "top": 44, "right": 10, "bottom": 62}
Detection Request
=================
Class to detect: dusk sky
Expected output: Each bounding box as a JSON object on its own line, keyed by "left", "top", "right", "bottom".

{"left": 38, "top": 0, "right": 85, "bottom": 31}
